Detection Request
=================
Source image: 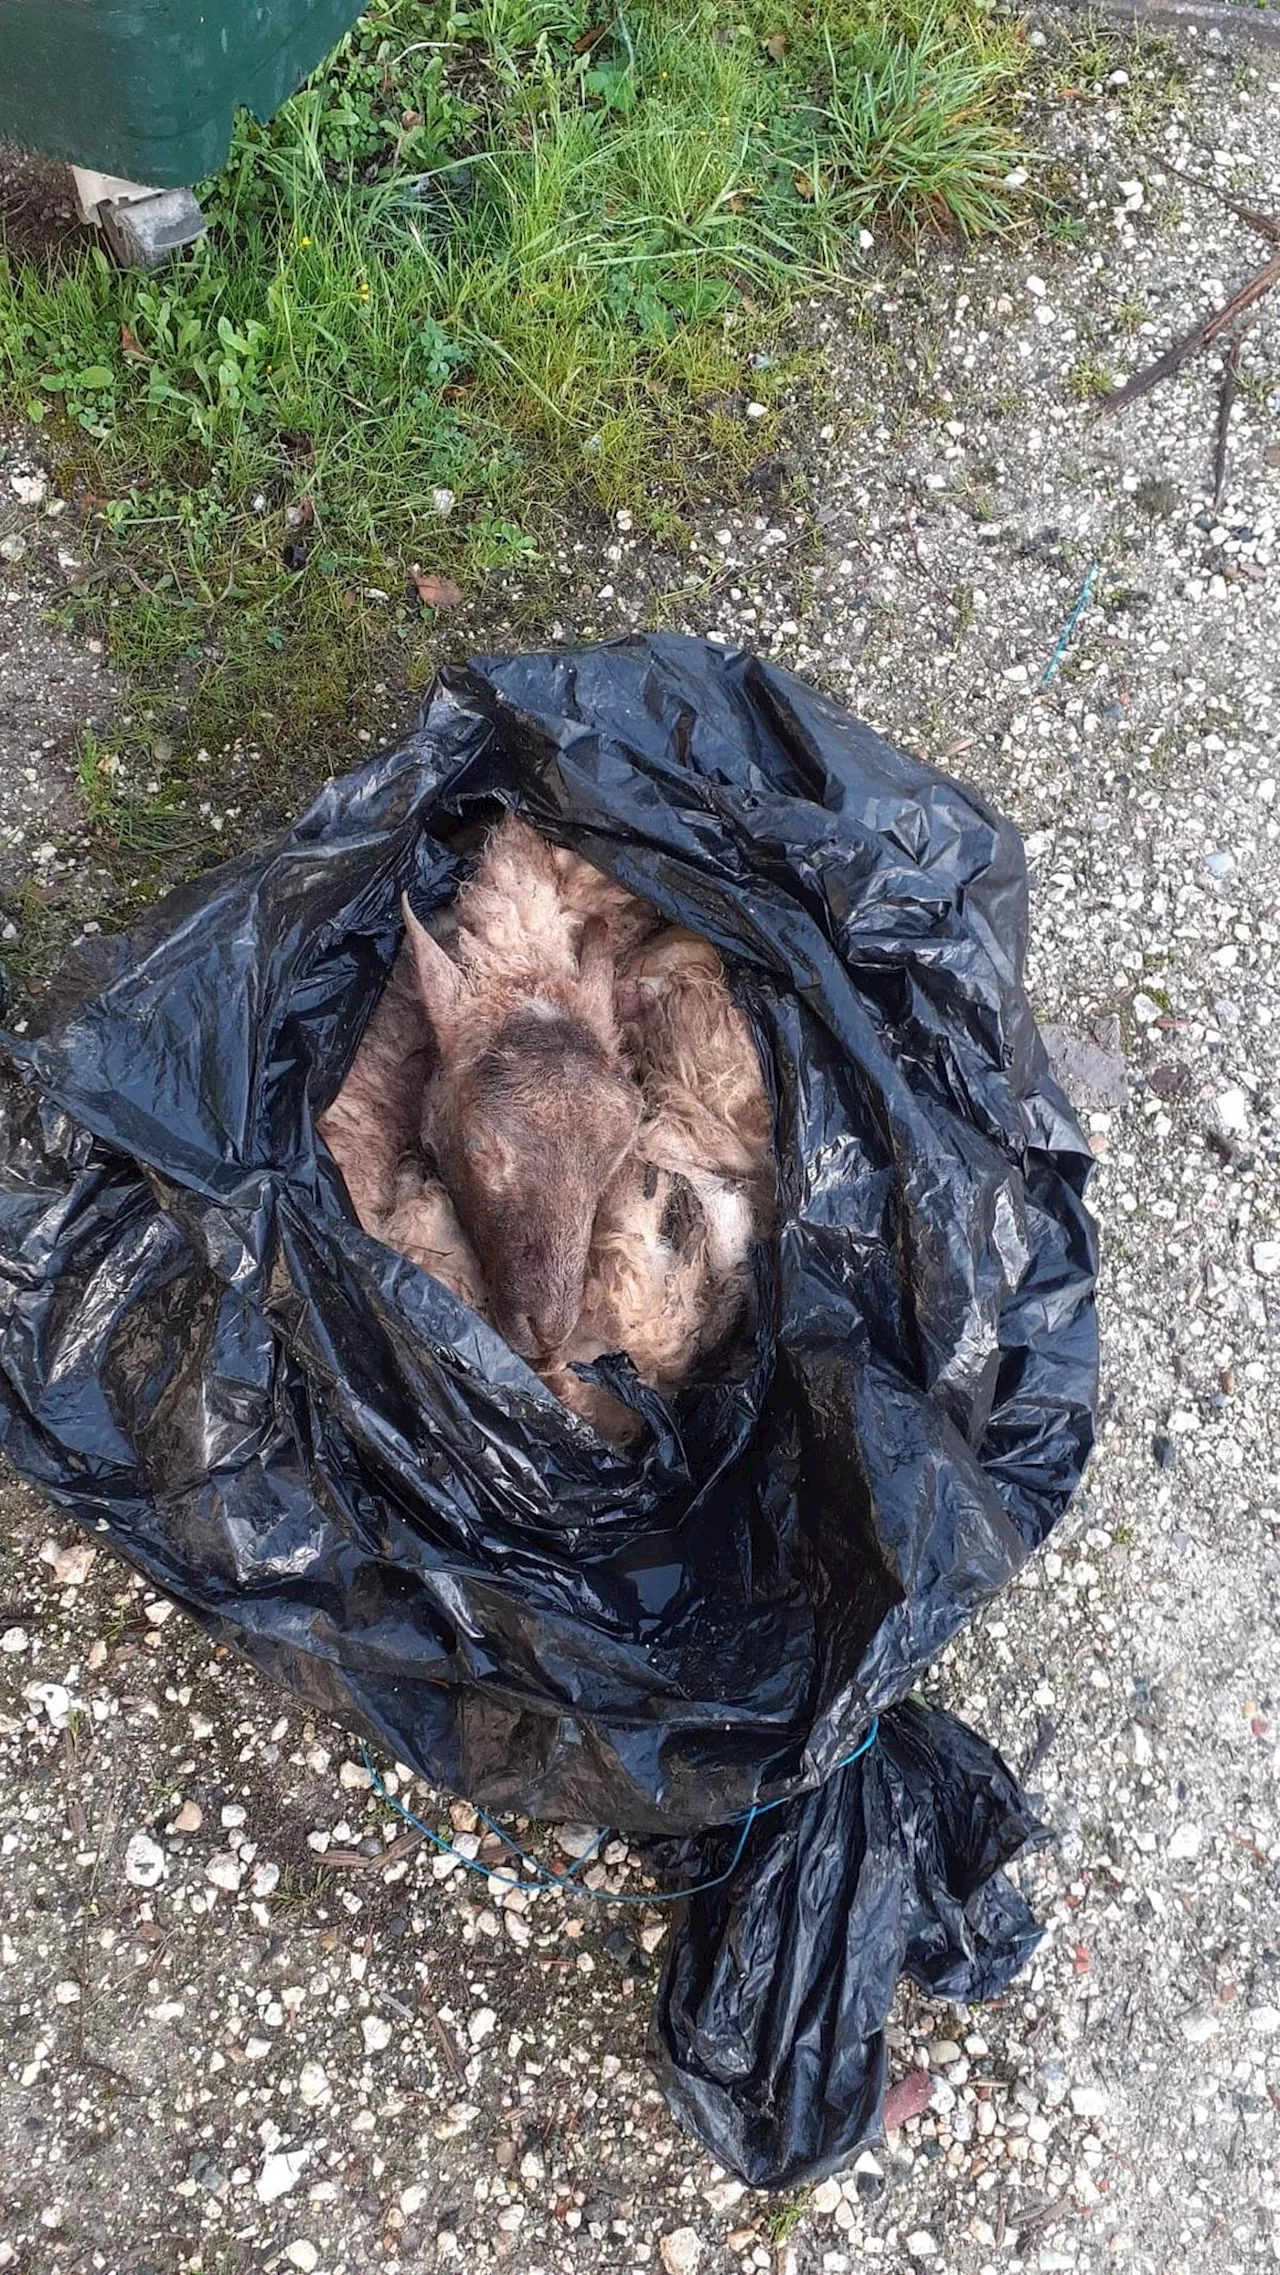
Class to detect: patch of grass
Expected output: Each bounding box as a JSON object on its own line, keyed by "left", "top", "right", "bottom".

{"left": 0, "top": 0, "right": 1030, "bottom": 778}
{"left": 0, "top": 876, "right": 65, "bottom": 998}
{"left": 766, "top": 2189, "right": 813, "bottom": 2242}
{"left": 74, "top": 722, "right": 202, "bottom": 862}
{"left": 1047, "top": 19, "right": 1185, "bottom": 131}
{"left": 1067, "top": 354, "right": 1115, "bottom": 402}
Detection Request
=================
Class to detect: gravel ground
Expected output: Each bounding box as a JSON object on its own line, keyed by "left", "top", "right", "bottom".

{"left": 3, "top": 36, "right": 1280, "bottom": 2275}
{"left": 0, "top": 448, "right": 114, "bottom": 903}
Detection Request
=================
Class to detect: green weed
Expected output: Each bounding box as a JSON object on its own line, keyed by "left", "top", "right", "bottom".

{"left": 0, "top": 0, "right": 1030, "bottom": 771}
{"left": 1067, "top": 354, "right": 1116, "bottom": 402}
{"left": 766, "top": 2190, "right": 813, "bottom": 2242}
{"left": 75, "top": 724, "right": 199, "bottom": 859}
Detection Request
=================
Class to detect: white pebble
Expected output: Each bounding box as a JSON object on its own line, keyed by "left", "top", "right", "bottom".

{"left": 51, "top": 1543, "right": 94, "bottom": 1585}
{"left": 205, "top": 1853, "right": 244, "bottom": 1892}
{"left": 297, "top": 2060, "right": 330, "bottom": 2107}
{"left": 1069, "top": 2085, "right": 1107, "bottom": 2119}
{"left": 362, "top": 2015, "right": 393, "bottom": 2054}
{"left": 124, "top": 1832, "right": 166, "bottom": 1888}
{"left": 285, "top": 2246, "right": 318, "bottom": 2273}
{"left": 1167, "top": 1822, "right": 1202, "bottom": 1861}
{"left": 23, "top": 1681, "right": 73, "bottom": 1729}
{"left": 257, "top": 2147, "right": 310, "bottom": 2204}
{"left": 1211, "top": 1086, "right": 1250, "bottom": 1138}
{"left": 468, "top": 2006, "right": 497, "bottom": 2045}
{"left": 660, "top": 2228, "right": 704, "bottom": 2275}
{"left": 1248, "top": 2005, "right": 1280, "bottom": 2036}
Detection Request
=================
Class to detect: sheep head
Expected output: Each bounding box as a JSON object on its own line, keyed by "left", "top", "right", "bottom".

{"left": 402, "top": 845, "right": 641, "bottom": 1362}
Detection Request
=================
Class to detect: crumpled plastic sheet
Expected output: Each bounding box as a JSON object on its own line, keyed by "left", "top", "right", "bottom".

{"left": 0, "top": 635, "right": 1098, "bottom": 2188}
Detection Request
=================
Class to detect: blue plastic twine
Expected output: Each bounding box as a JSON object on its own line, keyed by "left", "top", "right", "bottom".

{"left": 360, "top": 1717, "right": 880, "bottom": 1908}
{"left": 1042, "top": 561, "right": 1099, "bottom": 687}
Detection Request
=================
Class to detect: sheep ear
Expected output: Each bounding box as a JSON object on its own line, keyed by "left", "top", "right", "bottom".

{"left": 401, "top": 895, "right": 462, "bottom": 1046}
{"left": 575, "top": 914, "right": 617, "bottom": 1044}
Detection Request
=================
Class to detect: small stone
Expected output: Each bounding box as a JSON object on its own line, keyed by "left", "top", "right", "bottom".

{"left": 431, "top": 487, "right": 457, "bottom": 517}
{"left": 1131, "top": 992, "right": 1161, "bottom": 1026}
{"left": 1251, "top": 1241, "right": 1280, "bottom": 1279}
{"left": 1147, "top": 1061, "right": 1192, "bottom": 1100}
{"left": 124, "top": 1833, "right": 166, "bottom": 1888}
{"left": 928, "top": 2039, "right": 962, "bottom": 2066}
{"left": 811, "top": 2180, "right": 843, "bottom": 2215}
{"left": 906, "top": 2235, "right": 938, "bottom": 2261}
{"left": 401, "top": 2182, "right": 429, "bottom": 2215}
{"left": 205, "top": 1854, "right": 244, "bottom": 1892}
{"left": 660, "top": 2228, "right": 704, "bottom": 2275}
{"left": 468, "top": 2006, "right": 497, "bottom": 2046}
{"left": 252, "top": 1861, "right": 280, "bottom": 1898}
{"left": 639, "top": 1921, "right": 666, "bottom": 1954}
{"left": 883, "top": 2068, "right": 933, "bottom": 2128}
{"left": 1069, "top": 2085, "right": 1107, "bottom": 2119}
{"left": 0, "top": 533, "right": 27, "bottom": 564}
{"left": 1, "top": 1627, "right": 28, "bottom": 1654}
{"left": 745, "top": 401, "right": 768, "bottom": 420}
{"left": 1167, "top": 1822, "right": 1202, "bottom": 1861}
{"left": 9, "top": 470, "right": 46, "bottom": 505}
{"left": 1210, "top": 1087, "right": 1251, "bottom": 1139}
{"left": 1247, "top": 2005, "right": 1280, "bottom": 2036}
{"left": 1180, "top": 2014, "right": 1220, "bottom": 2044}
{"left": 220, "top": 1803, "right": 247, "bottom": 1828}
{"left": 53, "top": 1980, "right": 81, "bottom": 2004}
{"left": 144, "top": 1598, "right": 174, "bottom": 1626}
{"left": 1039, "top": 1026, "right": 1128, "bottom": 1112}
{"left": 257, "top": 2147, "right": 310, "bottom": 2205}
{"left": 339, "top": 1759, "right": 371, "bottom": 1791}
{"left": 554, "top": 1823, "right": 602, "bottom": 1859}
{"left": 706, "top": 2181, "right": 745, "bottom": 2213}
{"left": 173, "top": 1801, "right": 203, "bottom": 1833}
{"left": 52, "top": 1543, "right": 95, "bottom": 1586}
{"left": 362, "top": 2015, "right": 393, "bottom": 2054}
{"left": 297, "top": 2060, "right": 330, "bottom": 2107}
{"left": 24, "top": 1681, "right": 73, "bottom": 1729}
{"left": 286, "top": 2247, "right": 319, "bottom": 2273}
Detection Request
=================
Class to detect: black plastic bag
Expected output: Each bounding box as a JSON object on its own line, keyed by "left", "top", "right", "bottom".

{"left": 0, "top": 635, "right": 1097, "bottom": 2189}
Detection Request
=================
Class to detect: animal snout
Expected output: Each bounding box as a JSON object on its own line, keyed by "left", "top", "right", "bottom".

{"left": 508, "top": 1296, "right": 581, "bottom": 1361}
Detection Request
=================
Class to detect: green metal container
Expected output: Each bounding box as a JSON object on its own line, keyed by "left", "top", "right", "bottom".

{"left": 0, "top": 0, "right": 365, "bottom": 187}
